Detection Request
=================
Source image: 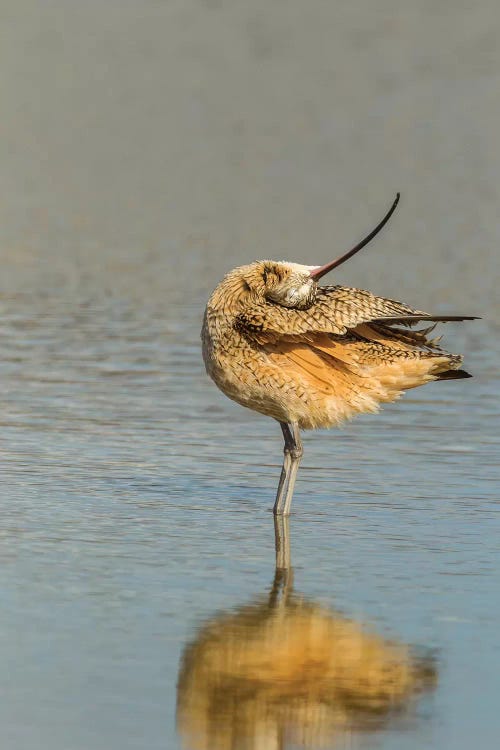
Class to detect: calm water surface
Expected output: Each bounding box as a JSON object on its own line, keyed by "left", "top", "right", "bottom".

{"left": 1, "top": 271, "right": 498, "bottom": 750}
{"left": 1, "top": 2, "right": 500, "bottom": 749}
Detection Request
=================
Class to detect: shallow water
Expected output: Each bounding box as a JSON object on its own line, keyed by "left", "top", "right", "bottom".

{"left": 1, "top": 2, "right": 500, "bottom": 749}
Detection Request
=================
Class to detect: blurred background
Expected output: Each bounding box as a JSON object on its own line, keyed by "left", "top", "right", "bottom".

{"left": 1, "top": 1, "right": 498, "bottom": 749}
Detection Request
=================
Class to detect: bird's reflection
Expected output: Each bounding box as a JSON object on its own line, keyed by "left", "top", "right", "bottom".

{"left": 177, "top": 517, "right": 436, "bottom": 749}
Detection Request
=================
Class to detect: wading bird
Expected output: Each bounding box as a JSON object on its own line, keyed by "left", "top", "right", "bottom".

{"left": 202, "top": 194, "right": 476, "bottom": 515}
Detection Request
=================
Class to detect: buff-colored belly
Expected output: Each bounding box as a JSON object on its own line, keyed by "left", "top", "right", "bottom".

{"left": 206, "top": 341, "right": 447, "bottom": 430}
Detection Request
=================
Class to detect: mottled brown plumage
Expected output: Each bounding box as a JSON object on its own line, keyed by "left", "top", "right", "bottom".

{"left": 201, "top": 196, "right": 476, "bottom": 514}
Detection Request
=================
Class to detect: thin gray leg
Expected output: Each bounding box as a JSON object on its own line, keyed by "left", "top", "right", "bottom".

{"left": 281, "top": 423, "right": 303, "bottom": 516}
{"left": 273, "top": 421, "right": 303, "bottom": 516}
{"left": 274, "top": 449, "right": 291, "bottom": 512}
{"left": 273, "top": 422, "right": 293, "bottom": 515}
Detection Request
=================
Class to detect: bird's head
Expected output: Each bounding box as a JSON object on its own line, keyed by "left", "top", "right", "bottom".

{"left": 248, "top": 260, "right": 320, "bottom": 310}
{"left": 210, "top": 260, "right": 319, "bottom": 314}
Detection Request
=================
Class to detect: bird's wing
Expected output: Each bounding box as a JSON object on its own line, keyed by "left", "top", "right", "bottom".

{"left": 235, "top": 285, "right": 429, "bottom": 338}
{"left": 235, "top": 285, "right": 477, "bottom": 343}
{"left": 314, "top": 287, "right": 477, "bottom": 329}
{"left": 312, "top": 285, "right": 428, "bottom": 333}
{"left": 235, "top": 288, "right": 475, "bottom": 402}
{"left": 263, "top": 332, "right": 366, "bottom": 397}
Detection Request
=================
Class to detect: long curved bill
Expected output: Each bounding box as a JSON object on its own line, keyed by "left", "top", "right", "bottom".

{"left": 310, "top": 193, "right": 400, "bottom": 281}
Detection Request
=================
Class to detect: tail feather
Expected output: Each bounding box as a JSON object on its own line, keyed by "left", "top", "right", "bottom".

{"left": 436, "top": 368, "right": 473, "bottom": 381}
{"left": 351, "top": 323, "right": 474, "bottom": 383}
{"left": 373, "top": 315, "right": 479, "bottom": 326}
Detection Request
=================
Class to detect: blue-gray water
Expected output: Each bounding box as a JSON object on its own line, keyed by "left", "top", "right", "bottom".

{"left": 1, "top": 2, "right": 499, "bottom": 749}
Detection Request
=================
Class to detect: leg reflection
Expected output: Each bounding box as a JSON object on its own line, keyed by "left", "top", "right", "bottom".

{"left": 176, "top": 518, "right": 437, "bottom": 750}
